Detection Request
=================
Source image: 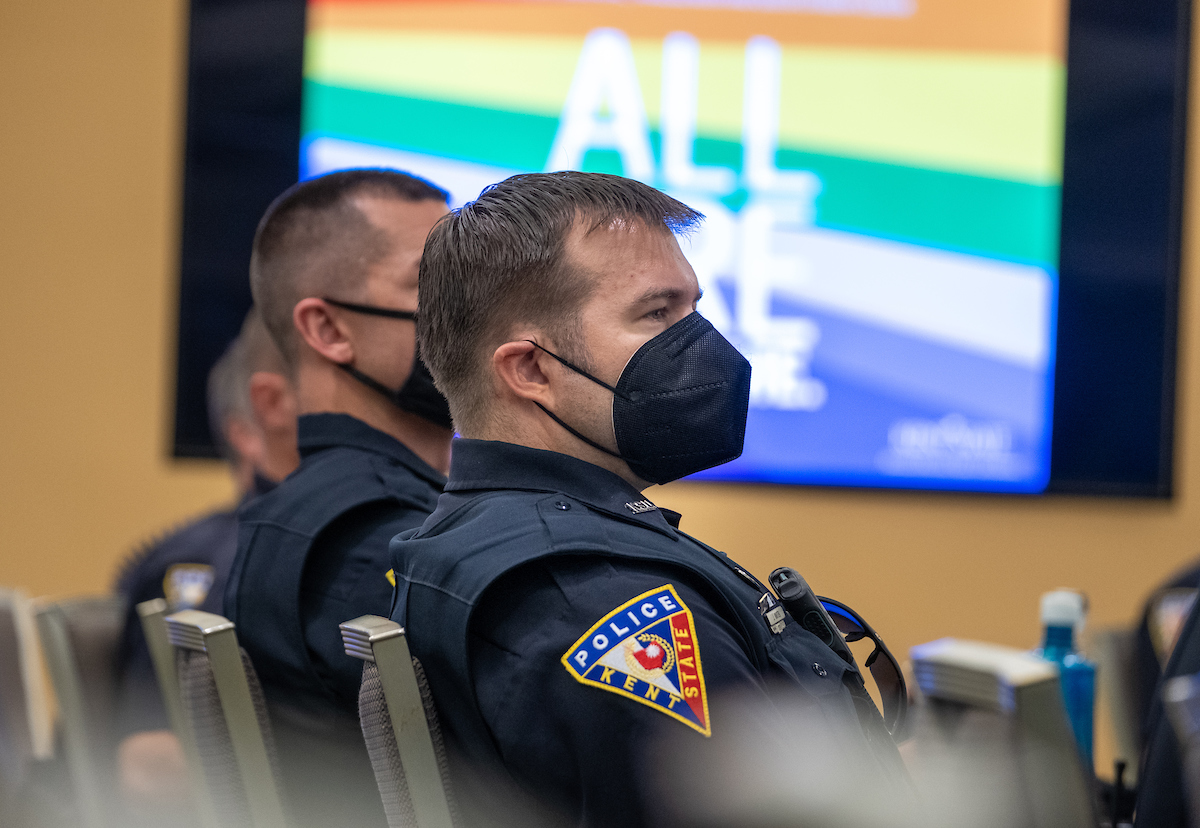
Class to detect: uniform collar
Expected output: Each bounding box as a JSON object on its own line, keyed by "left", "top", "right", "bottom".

{"left": 297, "top": 413, "right": 447, "bottom": 488}
{"left": 445, "top": 439, "right": 681, "bottom": 536}
{"left": 250, "top": 471, "right": 278, "bottom": 499}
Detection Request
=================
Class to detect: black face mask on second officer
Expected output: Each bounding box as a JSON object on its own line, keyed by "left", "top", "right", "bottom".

{"left": 322, "top": 297, "right": 453, "bottom": 430}
{"left": 528, "top": 311, "right": 752, "bottom": 485}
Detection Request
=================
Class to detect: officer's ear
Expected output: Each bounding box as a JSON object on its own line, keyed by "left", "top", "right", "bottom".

{"left": 492, "top": 339, "right": 552, "bottom": 405}
{"left": 293, "top": 298, "right": 355, "bottom": 365}
{"left": 248, "top": 371, "right": 296, "bottom": 433}
{"left": 223, "top": 414, "right": 266, "bottom": 475}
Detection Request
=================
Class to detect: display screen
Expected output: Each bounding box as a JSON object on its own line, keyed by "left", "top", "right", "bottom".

{"left": 301, "top": 0, "right": 1068, "bottom": 491}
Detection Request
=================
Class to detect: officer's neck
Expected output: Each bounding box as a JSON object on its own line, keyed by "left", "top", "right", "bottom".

{"left": 295, "top": 361, "right": 452, "bottom": 475}
{"left": 472, "top": 409, "right": 651, "bottom": 492}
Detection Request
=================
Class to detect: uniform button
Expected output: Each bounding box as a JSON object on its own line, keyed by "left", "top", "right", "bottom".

{"left": 811, "top": 662, "right": 827, "bottom": 678}
{"left": 554, "top": 501, "right": 571, "bottom": 511}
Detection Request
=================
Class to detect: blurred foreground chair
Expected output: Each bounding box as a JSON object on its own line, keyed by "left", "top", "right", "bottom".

{"left": 340, "top": 615, "right": 454, "bottom": 828}
{"left": 1164, "top": 672, "right": 1200, "bottom": 827}
{"left": 910, "top": 638, "right": 1095, "bottom": 828}
{"left": 165, "top": 609, "right": 287, "bottom": 828}
{"left": 1091, "top": 626, "right": 1141, "bottom": 780}
{"left": 0, "top": 589, "right": 53, "bottom": 818}
{"left": 36, "top": 595, "right": 126, "bottom": 828}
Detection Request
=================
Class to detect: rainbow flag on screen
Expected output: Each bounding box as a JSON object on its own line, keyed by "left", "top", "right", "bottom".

{"left": 301, "top": 0, "right": 1068, "bottom": 492}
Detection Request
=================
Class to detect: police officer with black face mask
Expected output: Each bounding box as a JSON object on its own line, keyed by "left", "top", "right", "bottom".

{"left": 223, "top": 169, "right": 453, "bottom": 828}
{"left": 390, "top": 171, "right": 910, "bottom": 828}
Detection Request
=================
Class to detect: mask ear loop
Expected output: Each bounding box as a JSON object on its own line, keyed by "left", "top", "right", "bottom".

{"left": 322, "top": 297, "right": 418, "bottom": 320}
{"left": 523, "top": 340, "right": 629, "bottom": 460}
{"left": 335, "top": 362, "right": 403, "bottom": 405}
{"left": 524, "top": 341, "right": 630, "bottom": 400}
{"left": 322, "top": 296, "right": 419, "bottom": 404}
{"left": 531, "top": 402, "right": 624, "bottom": 460}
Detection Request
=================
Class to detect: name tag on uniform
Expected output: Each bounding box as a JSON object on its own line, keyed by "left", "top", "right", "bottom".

{"left": 561, "top": 584, "right": 710, "bottom": 737}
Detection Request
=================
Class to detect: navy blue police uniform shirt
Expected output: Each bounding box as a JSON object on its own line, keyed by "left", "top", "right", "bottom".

{"left": 224, "top": 413, "right": 444, "bottom": 828}
{"left": 226, "top": 412, "right": 444, "bottom": 711}
{"left": 390, "top": 439, "right": 904, "bottom": 827}
{"left": 112, "top": 477, "right": 274, "bottom": 738}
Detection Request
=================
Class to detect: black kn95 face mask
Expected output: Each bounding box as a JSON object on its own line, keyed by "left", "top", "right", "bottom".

{"left": 529, "top": 312, "right": 752, "bottom": 485}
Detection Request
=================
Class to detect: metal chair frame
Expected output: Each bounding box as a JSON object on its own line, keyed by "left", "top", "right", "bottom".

{"left": 0, "top": 588, "right": 53, "bottom": 761}
{"left": 165, "top": 609, "right": 288, "bottom": 828}
{"left": 341, "top": 614, "right": 454, "bottom": 828}
{"left": 136, "top": 599, "right": 219, "bottom": 828}
{"left": 0, "top": 587, "right": 52, "bottom": 817}
{"left": 35, "top": 596, "right": 126, "bottom": 828}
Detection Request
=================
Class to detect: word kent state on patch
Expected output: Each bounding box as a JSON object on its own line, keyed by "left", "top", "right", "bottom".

{"left": 561, "top": 585, "right": 711, "bottom": 736}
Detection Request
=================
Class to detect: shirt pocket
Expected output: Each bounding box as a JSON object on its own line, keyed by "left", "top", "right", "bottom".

{"left": 764, "top": 620, "right": 851, "bottom": 700}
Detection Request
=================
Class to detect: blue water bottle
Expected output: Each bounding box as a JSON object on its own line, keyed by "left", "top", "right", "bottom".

{"left": 1035, "top": 589, "right": 1096, "bottom": 769}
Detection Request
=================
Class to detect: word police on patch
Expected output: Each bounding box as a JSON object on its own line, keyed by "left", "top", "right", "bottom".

{"left": 561, "top": 584, "right": 711, "bottom": 736}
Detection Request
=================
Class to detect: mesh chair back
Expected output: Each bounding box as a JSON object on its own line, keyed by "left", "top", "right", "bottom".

{"left": 35, "top": 595, "right": 127, "bottom": 828}
{"left": 359, "top": 660, "right": 415, "bottom": 827}
{"left": 179, "top": 648, "right": 281, "bottom": 828}
{"left": 342, "top": 615, "right": 455, "bottom": 828}
{"left": 166, "top": 610, "right": 288, "bottom": 828}
{"left": 1164, "top": 672, "right": 1200, "bottom": 827}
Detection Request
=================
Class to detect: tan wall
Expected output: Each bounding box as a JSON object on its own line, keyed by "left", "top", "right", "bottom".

{"left": 0, "top": 0, "right": 235, "bottom": 598}
{"left": 0, "top": 0, "right": 1196, "bottom": 772}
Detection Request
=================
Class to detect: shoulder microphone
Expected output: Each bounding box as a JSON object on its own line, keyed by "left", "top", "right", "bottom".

{"left": 768, "top": 567, "right": 857, "bottom": 668}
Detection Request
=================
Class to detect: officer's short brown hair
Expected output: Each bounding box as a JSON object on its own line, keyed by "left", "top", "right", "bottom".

{"left": 250, "top": 168, "right": 448, "bottom": 368}
{"left": 417, "top": 171, "right": 701, "bottom": 434}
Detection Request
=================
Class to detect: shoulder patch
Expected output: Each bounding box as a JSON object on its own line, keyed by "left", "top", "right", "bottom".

{"left": 163, "top": 563, "right": 215, "bottom": 611}
{"left": 561, "top": 584, "right": 710, "bottom": 737}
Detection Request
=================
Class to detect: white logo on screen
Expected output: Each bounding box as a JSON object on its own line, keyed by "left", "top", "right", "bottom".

{"left": 875, "top": 414, "right": 1027, "bottom": 480}
{"left": 889, "top": 414, "right": 1013, "bottom": 458}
